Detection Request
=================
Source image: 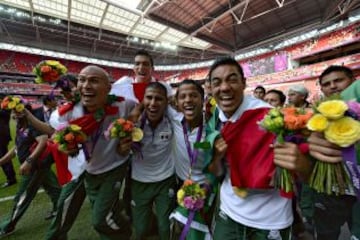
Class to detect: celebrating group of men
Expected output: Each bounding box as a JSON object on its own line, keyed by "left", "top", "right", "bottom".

{"left": 0, "top": 49, "right": 359, "bottom": 240}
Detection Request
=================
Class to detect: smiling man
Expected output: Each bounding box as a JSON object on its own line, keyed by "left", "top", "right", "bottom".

{"left": 130, "top": 82, "right": 176, "bottom": 240}
{"left": 206, "top": 57, "right": 312, "bottom": 240}
{"left": 308, "top": 65, "right": 357, "bottom": 240}
{"left": 49, "top": 65, "right": 136, "bottom": 240}
{"left": 319, "top": 65, "right": 355, "bottom": 97}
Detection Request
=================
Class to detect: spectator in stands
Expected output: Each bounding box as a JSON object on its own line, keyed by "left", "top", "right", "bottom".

{"left": 206, "top": 57, "right": 312, "bottom": 240}
{"left": 253, "top": 85, "right": 266, "bottom": 100}
{"left": 264, "top": 89, "right": 286, "bottom": 107}
{"left": 287, "top": 85, "right": 311, "bottom": 107}
{"left": 0, "top": 94, "right": 16, "bottom": 188}
{"left": 308, "top": 65, "right": 358, "bottom": 240}
{"left": 0, "top": 104, "right": 60, "bottom": 237}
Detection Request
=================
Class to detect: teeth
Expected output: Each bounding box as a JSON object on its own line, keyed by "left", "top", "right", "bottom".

{"left": 221, "top": 96, "right": 232, "bottom": 100}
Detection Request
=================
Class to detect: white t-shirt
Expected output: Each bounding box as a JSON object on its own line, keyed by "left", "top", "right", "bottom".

{"left": 110, "top": 76, "right": 174, "bottom": 103}
{"left": 171, "top": 112, "right": 207, "bottom": 185}
{"left": 131, "top": 114, "right": 175, "bottom": 182}
{"left": 217, "top": 95, "right": 293, "bottom": 230}
{"left": 50, "top": 100, "right": 136, "bottom": 175}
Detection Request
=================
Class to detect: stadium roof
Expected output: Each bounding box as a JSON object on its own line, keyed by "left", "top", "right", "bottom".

{"left": 0, "top": 0, "right": 359, "bottom": 65}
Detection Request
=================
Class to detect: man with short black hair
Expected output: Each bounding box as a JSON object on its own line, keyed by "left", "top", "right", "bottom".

{"left": 111, "top": 49, "right": 173, "bottom": 102}
{"left": 309, "top": 65, "right": 358, "bottom": 240}
{"left": 253, "top": 85, "right": 266, "bottom": 100}
{"left": 206, "top": 57, "right": 312, "bottom": 239}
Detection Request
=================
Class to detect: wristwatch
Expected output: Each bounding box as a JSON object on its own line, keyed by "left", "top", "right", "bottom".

{"left": 25, "top": 157, "right": 34, "bottom": 165}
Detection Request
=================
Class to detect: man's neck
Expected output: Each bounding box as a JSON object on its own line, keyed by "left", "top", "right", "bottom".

{"left": 135, "top": 76, "right": 152, "bottom": 83}
{"left": 84, "top": 105, "right": 104, "bottom": 114}
{"left": 148, "top": 116, "right": 164, "bottom": 129}
{"left": 186, "top": 115, "right": 203, "bottom": 131}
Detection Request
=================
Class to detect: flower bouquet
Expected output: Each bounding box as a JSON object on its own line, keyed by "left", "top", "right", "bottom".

{"left": 307, "top": 99, "right": 360, "bottom": 196}
{"left": 53, "top": 124, "right": 87, "bottom": 156}
{"left": 177, "top": 179, "right": 207, "bottom": 211}
{"left": 259, "top": 107, "right": 313, "bottom": 193}
{"left": 33, "top": 60, "right": 67, "bottom": 84}
{"left": 173, "top": 179, "right": 211, "bottom": 240}
{"left": 1, "top": 96, "right": 25, "bottom": 112}
{"left": 104, "top": 118, "right": 143, "bottom": 142}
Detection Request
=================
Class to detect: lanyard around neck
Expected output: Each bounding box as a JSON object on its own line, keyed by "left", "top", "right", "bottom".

{"left": 182, "top": 118, "right": 203, "bottom": 178}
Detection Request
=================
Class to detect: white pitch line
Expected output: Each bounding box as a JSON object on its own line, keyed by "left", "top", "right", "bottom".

{"left": 0, "top": 189, "right": 44, "bottom": 203}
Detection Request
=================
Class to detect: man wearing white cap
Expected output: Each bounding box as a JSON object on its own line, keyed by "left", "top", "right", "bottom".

{"left": 287, "top": 85, "right": 310, "bottom": 108}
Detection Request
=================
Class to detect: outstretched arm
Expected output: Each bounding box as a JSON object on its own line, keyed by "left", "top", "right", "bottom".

{"left": 24, "top": 108, "right": 55, "bottom": 135}
{"left": 19, "top": 134, "right": 48, "bottom": 175}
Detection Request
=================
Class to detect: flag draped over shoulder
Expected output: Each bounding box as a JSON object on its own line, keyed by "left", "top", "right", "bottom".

{"left": 222, "top": 108, "right": 276, "bottom": 189}
{"left": 110, "top": 76, "right": 149, "bottom": 103}
{"left": 50, "top": 98, "right": 123, "bottom": 185}
{"left": 204, "top": 106, "right": 276, "bottom": 189}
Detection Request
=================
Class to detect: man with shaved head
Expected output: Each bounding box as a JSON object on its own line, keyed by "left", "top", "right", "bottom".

{"left": 47, "top": 65, "right": 136, "bottom": 240}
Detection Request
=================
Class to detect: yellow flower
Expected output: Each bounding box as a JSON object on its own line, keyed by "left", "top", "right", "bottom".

{"left": 324, "top": 117, "right": 360, "bottom": 147}
{"left": 15, "top": 104, "right": 25, "bottom": 112}
{"left": 177, "top": 189, "right": 185, "bottom": 206}
{"left": 7, "top": 101, "right": 16, "bottom": 109}
{"left": 307, "top": 114, "right": 329, "bottom": 131}
{"left": 209, "top": 97, "right": 216, "bottom": 106}
{"left": 69, "top": 125, "right": 81, "bottom": 131}
{"left": 199, "top": 189, "right": 206, "bottom": 199}
{"left": 46, "top": 60, "right": 60, "bottom": 67}
{"left": 268, "top": 108, "right": 281, "bottom": 118}
{"left": 13, "top": 97, "right": 21, "bottom": 104}
{"left": 261, "top": 115, "right": 283, "bottom": 132}
{"left": 317, "top": 100, "right": 348, "bottom": 120}
{"left": 110, "top": 127, "right": 118, "bottom": 137}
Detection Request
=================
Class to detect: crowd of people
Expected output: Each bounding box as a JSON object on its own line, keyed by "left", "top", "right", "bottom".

{"left": 0, "top": 50, "right": 359, "bottom": 240}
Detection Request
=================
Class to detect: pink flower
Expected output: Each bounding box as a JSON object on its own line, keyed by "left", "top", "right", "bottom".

{"left": 183, "top": 196, "right": 204, "bottom": 211}
{"left": 193, "top": 198, "right": 204, "bottom": 210}
{"left": 347, "top": 101, "right": 360, "bottom": 119}
{"left": 183, "top": 196, "right": 195, "bottom": 209}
